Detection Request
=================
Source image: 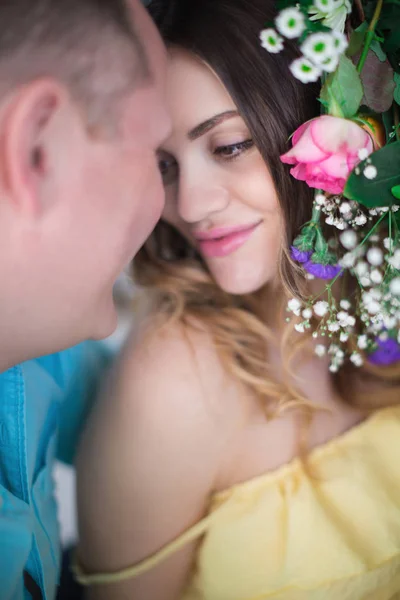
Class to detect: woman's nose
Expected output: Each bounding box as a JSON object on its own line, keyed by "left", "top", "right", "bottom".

{"left": 178, "top": 182, "right": 230, "bottom": 224}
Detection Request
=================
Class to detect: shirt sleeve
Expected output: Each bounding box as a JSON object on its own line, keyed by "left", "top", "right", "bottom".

{"left": 54, "top": 340, "right": 116, "bottom": 466}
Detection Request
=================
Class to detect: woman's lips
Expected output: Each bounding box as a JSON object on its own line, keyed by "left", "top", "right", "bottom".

{"left": 195, "top": 222, "right": 261, "bottom": 258}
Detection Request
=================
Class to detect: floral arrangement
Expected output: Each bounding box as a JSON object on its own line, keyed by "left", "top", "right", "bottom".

{"left": 260, "top": 0, "right": 400, "bottom": 371}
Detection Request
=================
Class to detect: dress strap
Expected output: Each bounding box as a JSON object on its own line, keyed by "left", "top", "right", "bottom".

{"left": 72, "top": 508, "right": 221, "bottom": 586}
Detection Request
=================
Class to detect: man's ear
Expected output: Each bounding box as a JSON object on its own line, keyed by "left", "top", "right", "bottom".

{"left": 1, "top": 79, "right": 64, "bottom": 217}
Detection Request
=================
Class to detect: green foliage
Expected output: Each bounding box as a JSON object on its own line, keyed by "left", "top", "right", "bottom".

{"left": 320, "top": 55, "right": 364, "bottom": 118}
{"left": 344, "top": 141, "right": 400, "bottom": 208}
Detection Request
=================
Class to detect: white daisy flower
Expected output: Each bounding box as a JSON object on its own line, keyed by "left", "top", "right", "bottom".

{"left": 260, "top": 28, "right": 284, "bottom": 53}
{"left": 289, "top": 56, "right": 322, "bottom": 83}
{"left": 301, "top": 32, "right": 336, "bottom": 65}
{"left": 363, "top": 165, "right": 378, "bottom": 180}
{"left": 321, "top": 53, "right": 339, "bottom": 73}
{"left": 315, "top": 344, "right": 326, "bottom": 357}
{"left": 314, "top": 300, "right": 329, "bottom": 317}
{"left": 367, "top": 247, "right": 383, "bottom": 266}
{"left": 309, "top": 0, "right": 351, "bottom": 33}
{"left": 331, "top": 30, "right": 348, "bottom": 54}
{"left": 340, "top": 230, "right": 358, "bottom": 250}
{"left": 275, "top": 7, "right": 306, "bottom": 39}
{"left": 390, "top": 277, "right": 400, "bottom": 296}
{"left": 313, "top": 0, "right": 338, "bottom": 12}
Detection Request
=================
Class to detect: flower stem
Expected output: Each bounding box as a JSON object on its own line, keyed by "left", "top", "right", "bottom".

{"left": 356, "top": 0, "right": 383, "bottom": 74}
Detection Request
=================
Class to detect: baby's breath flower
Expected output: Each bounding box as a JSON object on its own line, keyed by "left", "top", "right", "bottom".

{"left": 340, "top": 331, "right": 349, "bottom": 342}
{"left": 302, "top": 308, "right": 313, "bottom": 319}
{"left": 340, "top": 252, "right": 356, "bottom": 268}
{"left": 340, "top": 230, "right": 357, "bottom": 250}
{"left": 358, "top": 148, "right": 370, "bottom": 161}
{"left": 354, "top": 261, "right": 369, "bottom": 277}
{"left": 315, "top": 344, "right": 326, "bottom": 357}
{"left": 367, "top": 247, "right": 383, "bottom": 266}
{"left": 275, "top": 7, "right": 306, "bottom": 39}
{"left": 390, "top": 277, "right": 400, "bottom": 296}
{"left": 288, "top": 298, "right": 302, "bottom": 315}
{"left": 314, "top": 300, "right": 329, "bottom": 317}
{"left": 384, "top": 237, "right": 394, "bottom": 251}
{"left": 295, "top": 322, "right": 306, "bottom": 333}
{"left": 289, "top": 56, "right": 322, "bottom": 83}
{"left": 301, "top": 32, "right": 335, "bottom": 66}
{"left": 350, "top": 352, "right": 364, "bottom": 367}
{"left": 388, "top": 249, "right": 400, "bottom": 269}
{"left": 363, "top": 165, "right": 378, "bottom": 180}
{"left": 358, "top": 335, "right": 368, "bottom": 349}
{"left": 339, "top": 202, "right": 352, "bottom": 215}
{"left": 355, "top": 214, "right": 368, "bottom": 226}
{"left": 260, "top": 28, "right": 284, "bottom": 53}
{"left": 315, "top": 193, "right": 326, "bottom": 206}
{"left": 340, "top": 299, "right": 351, "bottom": 310}
{"left": 370, "top": 270, "right": 383, "bottom": 285}
{"left": 328, "top": 321, "right": 340, "bottom": 332}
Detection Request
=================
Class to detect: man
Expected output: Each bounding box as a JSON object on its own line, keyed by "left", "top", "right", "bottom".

{"left": 0, "top": 1, "right": 170, "bottom": 598}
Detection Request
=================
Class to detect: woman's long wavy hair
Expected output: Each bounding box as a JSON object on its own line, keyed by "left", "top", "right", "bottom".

{"left": 134, "top": 0, "right": 400, "bottom": 420}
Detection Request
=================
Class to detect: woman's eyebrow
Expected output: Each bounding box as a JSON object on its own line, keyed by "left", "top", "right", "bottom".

{"left": 188, "top": 110, "right": 239, "bottom": 141}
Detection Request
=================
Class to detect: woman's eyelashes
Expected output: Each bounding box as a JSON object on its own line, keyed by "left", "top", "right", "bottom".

{"left": 212, "top": 139, "right": 254, "bottom": 161}
{"left": 158, "top": 138, "right": 255, "bottom": 184}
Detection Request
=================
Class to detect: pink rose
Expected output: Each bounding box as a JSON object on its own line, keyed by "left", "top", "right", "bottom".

{"left": 280, "top": 115, "right": 374, "bottom": 195}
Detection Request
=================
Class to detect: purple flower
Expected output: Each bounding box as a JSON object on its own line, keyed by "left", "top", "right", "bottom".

{"left": 303, "top": 261, "right": 343, "bottom": 280}
{"left": 291, "top": 246, "right": 312, "bottom": 264}
{"left": 368, "top": 338, "right": 400, "bottom": 366}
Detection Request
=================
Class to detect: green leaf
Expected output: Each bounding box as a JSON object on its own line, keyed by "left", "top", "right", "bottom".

{"left": 358, "top": 51, "right": 395, "bottom": 112}
{"left": 370, "top": 39, "right": 387, "bottom": 62}
{"left": 395, "top": 73, "right": 400, "bottom": 104}
{"left": 392, "top": 185, "right": 400, "bottom": 200}
{"left": 320, "top": 55, "right": 364, "bottom": 119}
{"left": 344, "top": 141, "right": 400, "bottom": 208}
{"left": 346, "top": 23, "right": 368, "bottom": 57}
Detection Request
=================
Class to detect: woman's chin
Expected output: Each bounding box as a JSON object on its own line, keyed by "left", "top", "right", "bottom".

{"left": 209, "top": 263, "right": 271, "bottom": 296}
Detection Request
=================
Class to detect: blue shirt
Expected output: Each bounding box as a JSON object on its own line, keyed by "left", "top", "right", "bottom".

{"left": 0, "top": 342, "right": 111, "bottom": 600}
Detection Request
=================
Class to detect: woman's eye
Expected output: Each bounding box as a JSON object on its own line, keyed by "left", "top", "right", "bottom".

{"left": 158, "top": 154, "right": 178, "bottom": 185}
{"left": 213, "top": 139, "right": 254, "bottom": 160}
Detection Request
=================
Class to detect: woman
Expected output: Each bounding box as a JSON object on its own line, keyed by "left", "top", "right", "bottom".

{"left": 74, "top": 0, "right": 400, "bottom": 598}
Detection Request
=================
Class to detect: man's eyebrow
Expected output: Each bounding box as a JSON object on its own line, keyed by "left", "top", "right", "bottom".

{"left": 188, "top": 110, "right": 239, "bottom": 141}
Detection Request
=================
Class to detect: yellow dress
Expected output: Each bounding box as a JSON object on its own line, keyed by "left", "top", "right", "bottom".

{"left": 75, "top": 405, "right": 400, "bottom": 599}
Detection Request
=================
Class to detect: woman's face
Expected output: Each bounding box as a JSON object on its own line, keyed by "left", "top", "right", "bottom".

{"left": 158, "top": 49, "right": 282, "bottom": 295}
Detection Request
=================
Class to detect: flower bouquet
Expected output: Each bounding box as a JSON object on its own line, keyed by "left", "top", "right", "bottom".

{"left": 261, "top": 0, "right": 400, "bottom": 371}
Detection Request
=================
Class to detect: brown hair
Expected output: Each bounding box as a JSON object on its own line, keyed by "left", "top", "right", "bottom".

{"left": 134, "top": 0, "right": 400, "bottom": 417}
{"left": 0, "top": 0, "right": 149, "bottom": 128}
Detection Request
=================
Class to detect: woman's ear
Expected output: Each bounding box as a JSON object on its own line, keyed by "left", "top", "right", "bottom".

{"left": 1, "top": 79, "right": 63, "bottom": 218}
